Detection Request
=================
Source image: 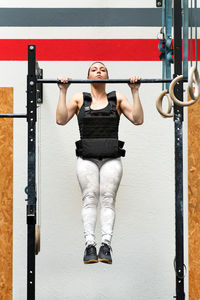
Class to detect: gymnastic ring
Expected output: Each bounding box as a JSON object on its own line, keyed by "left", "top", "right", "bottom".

{"left": 188, "top": 65, "right": 200, "bottom": 101}
{"left": 156, "top": 90, "right": 173, "bottom": 118}
{"left": 169, "top": 75, "right": 196, "bottom": 106}
{"left": 35, "top": 225, "right": 40, "bottom": 255}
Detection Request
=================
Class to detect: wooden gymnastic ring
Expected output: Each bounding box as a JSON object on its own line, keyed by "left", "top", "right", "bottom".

{"left": 169, "top": 75, "right": 196, "bottom": 106}
{"left": 35, "top": 225, "right": 40, "bottom": 255}
{"left": 156, "top": 90, "right": 173, "bottom": 118}
{"left": 188, "top": 65, "right": 200, "bottom": 100}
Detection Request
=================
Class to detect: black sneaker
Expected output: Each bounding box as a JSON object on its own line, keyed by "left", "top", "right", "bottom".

{"left": 98, "top": 243, "right": 112, "bottom": 264}
{"left": 83, "top": 245, "right": 98, "bottom": 264}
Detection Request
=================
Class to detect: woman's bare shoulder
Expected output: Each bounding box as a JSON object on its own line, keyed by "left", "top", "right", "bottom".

{"left": 70, "top": 92, "right": 83, "bottom": 102}
{"left": 70, "top": 92, "right": 84, "bottom": 114}
{"left": 116, "top": 91, "right": 126, "bottom": 101}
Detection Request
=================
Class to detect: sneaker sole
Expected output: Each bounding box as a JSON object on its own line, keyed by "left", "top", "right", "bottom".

{"left": 84, "top": 259, "right": 98, "bottom": 264}
{"left": 98, "top": 258, "right": 112, "bottom": 264}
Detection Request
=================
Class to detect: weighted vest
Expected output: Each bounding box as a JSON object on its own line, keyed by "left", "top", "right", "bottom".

{"left": 75, "top": 91, "right": 126, "bottom": 159}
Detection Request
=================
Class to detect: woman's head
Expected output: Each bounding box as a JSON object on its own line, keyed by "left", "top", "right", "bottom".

{"left": 87, "top": 62, "right": 109, "bottom": 79}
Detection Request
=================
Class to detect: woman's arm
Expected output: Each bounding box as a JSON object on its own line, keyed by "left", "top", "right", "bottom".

{"left": 56, "top": 77, "right": 80, "bottom": 125}
{"left": 118, "top": 76, "right": 144, "bottom": 125}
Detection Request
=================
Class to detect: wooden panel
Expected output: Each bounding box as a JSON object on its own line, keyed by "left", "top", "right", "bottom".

{"left": 0, "top": 88, "right": 13, "bottom": 300}
{"left": 188, "top": 90, "right": 200, "bottom": 300}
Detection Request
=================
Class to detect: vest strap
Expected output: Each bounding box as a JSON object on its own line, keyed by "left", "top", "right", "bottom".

{"left": 107, "top": 91, "right": 117, "bottom": 111}
{"left": 107, "top": 91, "right": 117, "bottom": 104}
{"left": 83, "top": 92, "right": 92, "bottom": 108}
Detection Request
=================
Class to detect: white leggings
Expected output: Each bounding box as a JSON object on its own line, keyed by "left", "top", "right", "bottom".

{"left": 76, "top": 157, "right": 123, "bottom": 246}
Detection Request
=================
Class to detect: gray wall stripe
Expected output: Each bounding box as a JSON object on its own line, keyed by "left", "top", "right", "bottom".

{"left": 0, "top": 8, "right": 199, "bottom": 27}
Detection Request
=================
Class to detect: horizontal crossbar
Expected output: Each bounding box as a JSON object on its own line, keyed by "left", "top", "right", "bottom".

{"left": 37, "top": 78, "right": 188, "bottom": 84}
{"left": 0, "top": 114, "right": 27, "bottom": 118}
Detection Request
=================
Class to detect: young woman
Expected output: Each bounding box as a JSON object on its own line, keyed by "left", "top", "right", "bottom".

{"left": 56, "top": 62, "right": 144, "bottom": 264}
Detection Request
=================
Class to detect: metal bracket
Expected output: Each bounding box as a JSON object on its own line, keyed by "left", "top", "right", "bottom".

{"left": 36, "top": 62, "right": 43, "bottom": 104}
{"left": 156, "top": 0, "right": 163, "bottom": 7}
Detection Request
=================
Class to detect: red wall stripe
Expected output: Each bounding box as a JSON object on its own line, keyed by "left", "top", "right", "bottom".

{"left": 0, "top": 39, "right": 199, "bottom": 61}
{"left": 0, "top": 39, "right": 160, "bottom": 61}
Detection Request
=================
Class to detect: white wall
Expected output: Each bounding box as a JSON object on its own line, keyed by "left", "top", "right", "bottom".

{"left": 0, "top": 1, "right": 190, "bottom": 299}
{"left": 1, "top": 0, "right": 159, "bottom": 8}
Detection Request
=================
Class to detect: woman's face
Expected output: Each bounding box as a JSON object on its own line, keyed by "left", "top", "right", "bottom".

{"left": 88, "top": 63, "right": 109, "bottom": 79}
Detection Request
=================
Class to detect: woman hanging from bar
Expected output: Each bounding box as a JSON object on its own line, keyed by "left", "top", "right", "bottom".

{"left": 56, "top": 62, "right": 144, "bottom": 264}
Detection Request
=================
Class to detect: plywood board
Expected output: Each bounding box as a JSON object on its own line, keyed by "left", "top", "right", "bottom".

{"left": 188, "top": 90, "right": 200, "bottom": 300}
{"left": 0, "top": 87, "right": 13, "bottom": 300}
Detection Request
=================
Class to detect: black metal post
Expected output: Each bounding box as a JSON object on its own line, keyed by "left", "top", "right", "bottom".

{"left": 27, "top": 45, "right": 37, "bottom": 300}
{"left": 173, "top": 0, "right": 185, "bottom": 299}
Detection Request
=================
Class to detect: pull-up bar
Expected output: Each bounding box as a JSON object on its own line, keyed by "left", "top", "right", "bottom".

{"left": 36, "top": 78, "right": 188, "bottom": 84}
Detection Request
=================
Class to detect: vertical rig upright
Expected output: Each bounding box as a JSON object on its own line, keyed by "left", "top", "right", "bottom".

{"left": 27, "top": 45, "right": 37, "bottom": 300}
{"left": 173, "top": 0, "right": 185, "bottom": 299}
